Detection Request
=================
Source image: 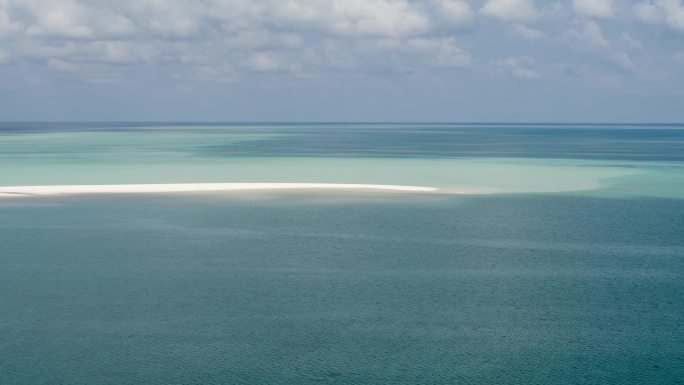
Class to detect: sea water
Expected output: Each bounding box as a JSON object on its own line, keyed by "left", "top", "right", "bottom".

{"left": 1, "top": 123, "right": 683, "bottom": 384}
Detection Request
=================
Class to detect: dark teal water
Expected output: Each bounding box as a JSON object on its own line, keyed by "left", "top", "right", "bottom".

{"left": 3, "top": 122, "right": 684, "bottom": 160}
{"left": 1, "top": 123, "right": 684, "bottom": 384}
{"left": 1, "top": 193, "right": 683, "bottom": 384}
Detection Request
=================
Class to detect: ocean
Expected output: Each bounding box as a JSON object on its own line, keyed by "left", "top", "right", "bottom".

{"left": 1, "top": 123, "right": 683, "bottom": 384}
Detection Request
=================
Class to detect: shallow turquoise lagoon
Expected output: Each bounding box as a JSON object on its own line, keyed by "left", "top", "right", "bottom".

{"left": 1, "top": 123, "right": 683, "bottom": 384}
{"left": 1, "top": 123, "right": 684, "bottom": 198}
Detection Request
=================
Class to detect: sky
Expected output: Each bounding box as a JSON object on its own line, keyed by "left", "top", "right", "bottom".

{"left": 0, "top": 0, "right": 683, "bottom": 122}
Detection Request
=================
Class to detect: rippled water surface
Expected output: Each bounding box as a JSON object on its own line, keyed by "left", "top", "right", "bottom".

{"left": 1, "top": 123, "right": 683, "bottom": 384}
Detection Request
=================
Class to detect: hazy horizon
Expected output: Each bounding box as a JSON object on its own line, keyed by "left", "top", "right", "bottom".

{"left": 2, "top": 121, "right": 684, "bottom": 125}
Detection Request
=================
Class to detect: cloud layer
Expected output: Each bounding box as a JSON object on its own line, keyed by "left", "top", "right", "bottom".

{"left": 1, "top": 0, "right": 478, "bottom": 82}
{"left": 0, "top": 0, "right": 683, "bottom": 121}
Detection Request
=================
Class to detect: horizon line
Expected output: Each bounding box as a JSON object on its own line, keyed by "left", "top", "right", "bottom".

{"left": 1, "top": 121, "right": 683, "bottom": 126}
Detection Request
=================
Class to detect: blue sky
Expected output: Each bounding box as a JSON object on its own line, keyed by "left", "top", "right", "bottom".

{"left": 0, "top": 0, "right": 683, "bottom": 122}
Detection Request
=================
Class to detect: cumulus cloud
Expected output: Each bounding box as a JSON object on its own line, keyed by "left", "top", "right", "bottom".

{"left": 352, "top": 36, "right": 471, "bottom": 74}
{"left": 46, "top": 58, "right": 80, "bottom": 72}
{"left": 480, "top": 0, "right": 538, "bottom": 22}
{"left": 0, "top": 0, "right": 21, "bottom": 37}
{"left": 0, "top": 0, "right": 679, "bottom": 94}
{"left": 21, "top": 0, "right": 135, "bottom": 39}
{"left": 573, "top": 0, "right": 614, "bottom": 19}
{"left": 620, "top": 32, "right": 643, "bottom": 50}
{"left": 430, "top": 0, "right": 474, "bottom": 26}
{"left": 242, "top": 51, "right": 289, "bottom": 72}
{"left": 634, "top": 0, "right": 684, "bottom": 32}
{"left": 402, "top": 37, "right": 472, "bottom": 68}
{"left": 266, "top": 0, "right": 432, "bottom": 38}
{"left": 566, "top": 20, "right": 610, "bottom": 47}
{"left": 564, "top": 20, "right": 637, "bottom": 71}
{"left": 0, "top": 0, "right": 480, "bottom": 81}
{"left": 634, "top": 2, "right": 662, "bottom": 24}
{"left": 495, "top": 56, "right": 540, "bottom": 79}
{"left": 611, "top": 52, "right": 636, "bottom": 70}
{"left": 509, "top": 24, "right": 545, "bottom": 40}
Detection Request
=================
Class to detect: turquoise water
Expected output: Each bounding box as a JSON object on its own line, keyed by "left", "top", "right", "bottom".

{"left": 1, "top": 123, "right": 684, "bottom": 197}
{"left": 1, "top": 123, "right": 684, "bottom": 384}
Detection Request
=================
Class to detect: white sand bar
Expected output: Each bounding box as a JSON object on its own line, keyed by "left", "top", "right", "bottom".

{"left": 0, "top": 183, "right": 440, "bottom": 197}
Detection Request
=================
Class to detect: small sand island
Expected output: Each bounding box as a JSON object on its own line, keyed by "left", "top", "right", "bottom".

{"left": 0, "top": 183, "right": 441, "bottom": 197}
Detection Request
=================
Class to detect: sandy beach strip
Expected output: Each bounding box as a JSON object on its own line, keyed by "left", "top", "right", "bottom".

{"left": 0, "top": 183, "right": 441, "bottom": 197}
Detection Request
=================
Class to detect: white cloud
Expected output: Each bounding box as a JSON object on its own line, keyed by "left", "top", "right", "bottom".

{"left": 0, "top": 0, "right": 21, "bottom": 37}
{"left": 46, "top": 58, "right": 79, "bottom": 72}
{"left": 0, "top": 0, "right": 676, "bottom": 92}
{"left": 242, "top": 51, "right": 287, "bottom": 72}
{"left": 611, "top": 52, "right": 636, "bottom": 70}
{"left": 135, "top": 4, "right": 201, "bottom": 38}
{"left": 509, "top": 24, "right": 544, "bottom": 40}
{"left": 634, "top": 2, "right": 662, "bottom": 24}
{"left": 404, "top": 37, "right": 472, "bottom": 68}
{"left": 566, "top": 20, "right": 610, "bottom": 47}
{"left": 21, "top": 0, "right": 135, "bottom": 39}
{"left": 0, "top": 0, "right": 480, "bottom": 84}
{"left": 430, "top": 0, "right": 474, "bottom": 26}
{"left": 573, "top": 0, "right": 614, "bottom": 19}
{"left": 495, "top": 56, "right": 540, "bottom": 79}
{"left": 7, "top": 0, "right": 437, "bottom": 41}
{"left": 620, "top": 32, "right": 643, "bottom": 50}
{"left": 659, "top": 0, "right": 684, "bottom": 31}
{"left": 326, "top": 1, "right": 430, "bottom": 37}
{"left": 480, "top": 0, "right": 538, "bottom": 22}
{"left": 564, "top": 21, "right": 637, "bottom": 71}
{"left": 81, "top": 41, "right": 149, "bottom": 64}
{"left": 270, "top": 0, "right": 431, "bottom": 38}
{"left": 355, "top": 36, "right": 471, "bottom": 72}
{"left": 634, "top": 0, "right": 684, "bottom": 32}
